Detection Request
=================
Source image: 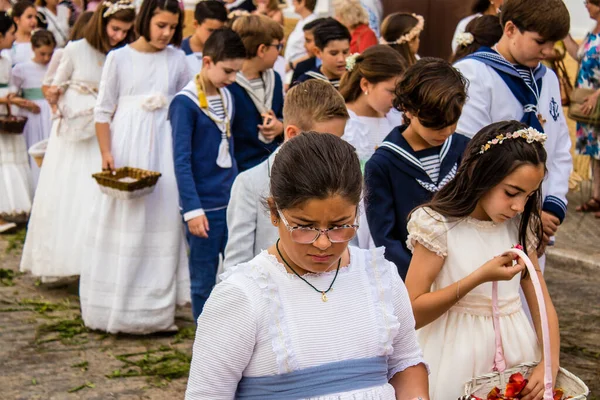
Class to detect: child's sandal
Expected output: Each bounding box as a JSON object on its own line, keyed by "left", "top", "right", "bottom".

{"left": 576, "top": 197, "right": 600, "bottom": 212}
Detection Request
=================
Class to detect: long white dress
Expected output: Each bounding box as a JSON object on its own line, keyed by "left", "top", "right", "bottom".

{"left": 342, "top": 108, "right": 402, "bottom": 249}
{"left": 0, "top": 54, "right": 32, "bottom": 219}
{"left": 406, "top": 207, "right": 541, "bottom": 400}
{"left": 11, "top": 60, "right": 52, "bottom": 189}
{"left": 20, "top": 39, "right": 104, "bottom": 279}
{"left": 186, "top": 247, "right": 426, "bottom": 399}
{"left": 80, "top": 45, "right": 191, "bottom": 334}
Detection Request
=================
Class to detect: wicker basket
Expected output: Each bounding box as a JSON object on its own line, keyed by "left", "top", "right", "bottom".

{"left": 92, "top": 167, "right": 161, "bottom": 200}
{"left": 461, "top": 363, "right": 588, "bottom": 399}
{"left": 28, "top": 139, "right": 49, "bottom": 168}
{"left": 0, "top": 101, "right": 27, "bottom": 134}
{"left": 460, "top": 248, "right": 589, "bottom": 400}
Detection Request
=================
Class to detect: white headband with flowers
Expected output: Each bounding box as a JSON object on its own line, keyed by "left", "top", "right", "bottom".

{"left": 345, "top": 53, "right": 360, "bottom": 72}
{"left": 456, "top": 32, "right": 474, "bottom": 47}
{"left": 102, "top": 0, "right": 135, "bottom": 18}
{"left": 379, "top": 14, "right": 424, "bottom": 46}
{"left": 479, "top": 127, "right": 547, "bottom": 154}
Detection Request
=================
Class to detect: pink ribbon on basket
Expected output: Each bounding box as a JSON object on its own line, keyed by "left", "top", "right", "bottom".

{"left": 490, "top": 246, "right": 554, "bottom": 400}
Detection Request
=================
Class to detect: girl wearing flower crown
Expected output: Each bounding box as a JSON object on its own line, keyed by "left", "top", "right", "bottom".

{"left": 404, "top": 120, "right": 560, "bottom": 399}
{"left": 380, "top": 12, "right": 423, "bottom": 67}
{"left": 79, "top": 0, "right": 191, "bottom": 334}
{"left": 339, "top": 45, "right": 405, "bottom": 249}
{"left": 20, "top": 0, "right": 135, "bottom": 282}
{"left": 450, "top": 15, "right": 502, "bottom": 64}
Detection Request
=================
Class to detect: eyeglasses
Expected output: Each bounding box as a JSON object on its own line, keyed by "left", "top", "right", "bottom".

{"left": 267, "top": 43, "right": 284, "bottom": 52}
{"left": 277, "top": 209, "right": 359, "bottom": 244}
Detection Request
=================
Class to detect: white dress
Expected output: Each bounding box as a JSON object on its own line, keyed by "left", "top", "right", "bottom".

{"left": 80, "top": 45, "right": 191, "bottom": 334}
{"left": 6, "top": 42, "right": 34, "bottom": 66}
{"left": 406, "top": 207, "right": 541, "bottom": 400}
{"left": 0, "top": 55, "right": 32, "bottom": 219}
{"left": 186, "top": 247, "right": 426, "bottom": 399}
{"left": 11, "top": 60, "right": 52, "bottom": 189}
{"left": 20, "top": 39, "right": 104, "bottom": 279}
{"left": 343, "top": 108, "right": 402, "bottom": 250}
{"left": 38, "top": 5, "right": 71, "bottom": 48}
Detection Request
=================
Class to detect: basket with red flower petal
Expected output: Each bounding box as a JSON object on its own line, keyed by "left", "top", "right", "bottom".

{"left": 459, "top": 248, "right": 588, "bottom": 400}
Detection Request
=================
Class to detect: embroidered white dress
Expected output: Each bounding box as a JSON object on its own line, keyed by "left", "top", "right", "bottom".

{"left": 186, "top": 247, "right": 426, "bottom": 399}
{"left": 406, "top": 207, "right": 540, "bottom": 400}
{"left": 343, "top": 108, "right": 402, "bottom": 250}
{"left": 80, "top": 45, "right": 191, "bottom": 334}
{"left": 0, "top": 55, "right": 32, "bottom": 219}
{"left": 20, "top": 39, "right": 104, "bottom": 279}
{"left": 11, "top": 60, "right": 52, "bottom": 189}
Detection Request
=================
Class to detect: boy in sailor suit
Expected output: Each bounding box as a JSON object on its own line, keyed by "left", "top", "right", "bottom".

{"left": 169, "top": 29, "right": 246, "bottom": 322}
{"left": 454, "top": 0, "right": 572, "bottom": 260}
{"left": 365, "top": 58, "right": 470, "bottom": 279}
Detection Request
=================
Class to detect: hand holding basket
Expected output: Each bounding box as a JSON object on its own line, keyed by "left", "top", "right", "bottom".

{"left": 461, "top": 248, "right": 589, "bottom": 400}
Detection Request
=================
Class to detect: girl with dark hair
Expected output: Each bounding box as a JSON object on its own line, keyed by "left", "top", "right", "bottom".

{"left": 20, "top": 0, "right": 135, "bottom": 283}
{"left": 8, "top": 1, "right": 37, "bottom": 64}
{"left": 0, "top": 11, "right": 32, "bottom": 233}
{"left": 404, "top": 120, "right": 561, "bottom": 399}
{"left": 186, "top": 132, "right": 429, "bottom": 399}
{"left": 79, "top": 0, "right": 191, "bottom": 334}
{"left": 340, "top": 44, "right": 405, "bottom": 166}
{"left": 36, "top": 0, "right": 70, "bottom": 47}
{"left": 380, "top": 12, "right": 423, "bottom": 67}
{"left": 450, "top": 14, "right": 502, "bottom": 63}
{"left": 10, "top": 29, "right": 56, "bottom": 188}
{"left": 451, "top": 0, "right": 504, "bottom": 53}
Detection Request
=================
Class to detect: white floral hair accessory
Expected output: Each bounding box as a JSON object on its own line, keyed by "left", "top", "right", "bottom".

{"left": 5, "top": 8, "right": 11, "bottom": 17}
{"left": 479, "top": 127, "right": 547, "bottom": 154}
{"left": 345, "top": 53, "right": 360, "bottom": 72}
{"left": 456, "top": 32, "right": 474, "bottom": 47}
{"left": 102, "top": 0, "right": 135, "bottom": 18}
{"left": 379, "top": 14, "right": 424, "bottom": 46}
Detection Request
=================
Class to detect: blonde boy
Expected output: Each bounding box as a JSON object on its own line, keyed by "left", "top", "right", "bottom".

{"left": 223, "top": 80, "right": 349, "bottom": 270}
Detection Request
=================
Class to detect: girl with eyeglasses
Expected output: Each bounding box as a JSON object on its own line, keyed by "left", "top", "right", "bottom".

{"left": 186, "top": 131, "right": 429, "bottom": 399}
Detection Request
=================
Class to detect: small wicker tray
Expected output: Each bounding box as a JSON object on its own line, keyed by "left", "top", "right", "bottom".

{"left": 28, "top": 139, "right": 49, "bottom": 168}
{"left": 92, "top": 167, "right": 161, "bottom": 200}
{"left": 0, "top": 102, "right": 27, "bottom": 134}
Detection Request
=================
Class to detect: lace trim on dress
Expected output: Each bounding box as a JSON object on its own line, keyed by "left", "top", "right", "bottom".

{"left": 262, "top": 250, "right": 353, "bottom": 280}
{"left": 219, "top": 256, "right": 299, "bottom": 374}
{"left": 363, "top": 247, "right": 401, "bottom": 356}
{"left": 387, "top": 357, "right": 430, "bottom": 381}
{"left": 405, "top": 207, "right": 448, "bottom": 257}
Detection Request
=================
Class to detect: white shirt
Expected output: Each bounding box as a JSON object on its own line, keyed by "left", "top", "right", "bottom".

{"left": 454, "top": 57, "right": 572, "bottom": 217}
{"left": 284, "top": 13, "right": 317, "bottom": 62}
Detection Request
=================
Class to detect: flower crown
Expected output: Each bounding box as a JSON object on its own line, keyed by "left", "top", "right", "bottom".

{"left": 479, "top": 127, "right": 547, "bottom": 154}
{"left": 379, "top": 14, "right": 424, "bottom": 46}
{"left": 456, "top": 32, "right": 474, "bottom": 47}
{"left": 102, "top": 0, "right": 135, "bottom": 18}
{"left": 345, "top": 53, "right": 360, "bottom": 71}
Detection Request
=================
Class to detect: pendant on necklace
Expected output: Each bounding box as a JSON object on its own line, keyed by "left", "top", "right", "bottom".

{"left": 321, "top": 292, "right": 328, "bottom": 302}
{"left": 537, "top": 113, "right": 547, "bottom": 126}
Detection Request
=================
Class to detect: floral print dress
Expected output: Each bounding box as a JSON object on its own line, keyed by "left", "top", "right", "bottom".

{"left": 576, "top": 32, "right": 600, "bottom": 159}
